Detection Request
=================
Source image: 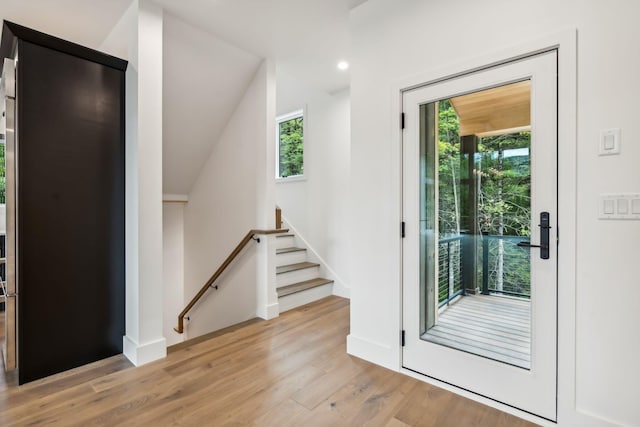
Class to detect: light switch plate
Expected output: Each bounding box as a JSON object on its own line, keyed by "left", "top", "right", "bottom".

{"left": 600, "top": 193, "right": 640, "bottom": 220}
{"left": 599, "top": 128, "right": 621, "bottom": 156}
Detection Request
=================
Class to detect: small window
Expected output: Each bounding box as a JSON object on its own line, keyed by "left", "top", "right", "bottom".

{"left": 276, "top": 110, "right": 304, "bottom": 179}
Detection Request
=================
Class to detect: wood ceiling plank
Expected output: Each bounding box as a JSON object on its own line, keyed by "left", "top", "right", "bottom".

{"left": 450, "top": 80, "right": 531, "bottom": 137}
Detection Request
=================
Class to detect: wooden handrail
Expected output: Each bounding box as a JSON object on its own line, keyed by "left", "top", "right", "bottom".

{"left": 174, "top": 228, "right": 288, "bottom": 334}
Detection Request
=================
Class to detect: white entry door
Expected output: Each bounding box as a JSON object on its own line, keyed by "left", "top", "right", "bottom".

{"left": 402, "top": 51, "right": 557, "bottom": 420}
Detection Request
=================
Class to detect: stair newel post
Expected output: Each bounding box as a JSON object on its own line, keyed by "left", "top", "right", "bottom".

{"left": 275, "top": 207, "right": 282, "bottom": 229}
{"left": 256, "top": 232, "right": 280, "bottom": 320}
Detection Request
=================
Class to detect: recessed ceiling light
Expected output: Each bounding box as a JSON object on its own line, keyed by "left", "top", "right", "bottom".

{"left": 337, "top": 61, "right": 349, "bottom": 70}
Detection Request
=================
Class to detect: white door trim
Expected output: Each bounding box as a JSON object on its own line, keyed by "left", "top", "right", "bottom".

{"left": 388, "top": 28, "right": 577, "bottom": 426}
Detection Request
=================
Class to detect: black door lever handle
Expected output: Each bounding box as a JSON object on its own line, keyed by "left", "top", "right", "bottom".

{"left": 518, "top": 212, "right": 551, "bottom": 260}
{"left": 517, "top": 242, "right": 548, "bottom": 249}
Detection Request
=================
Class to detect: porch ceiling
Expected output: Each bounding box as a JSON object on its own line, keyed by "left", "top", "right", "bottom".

{"left": 450, "top": 80, "right": 531, "bottom": 138}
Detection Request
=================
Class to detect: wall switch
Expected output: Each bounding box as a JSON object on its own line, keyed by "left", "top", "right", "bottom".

{"left": 617, "top": 198, "right": 629, "bottom": 214}
{"left": 600, "top": 193, "right": 640, "bottom": 220}
{"left": 598, "top": 128, "right": 621, "bottom": 156}
{"left": 603, "top": 199, "right": 615, "bottom": 215}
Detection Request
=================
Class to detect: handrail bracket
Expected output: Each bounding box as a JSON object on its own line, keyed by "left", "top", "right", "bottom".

{"left": 174, "top": 228, "right": 288, "bottom": 334}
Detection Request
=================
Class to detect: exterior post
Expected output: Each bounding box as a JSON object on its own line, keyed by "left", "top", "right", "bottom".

{"left": 460, "top": 135, "right": 479, "bottom": 295}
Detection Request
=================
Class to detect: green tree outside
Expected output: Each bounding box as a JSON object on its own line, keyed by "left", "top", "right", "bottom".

{"left": 278, "top": 117, "right": 303, "bottom": 178}
{"left": 435, "top": 99, "right": 531, "bottom": 297}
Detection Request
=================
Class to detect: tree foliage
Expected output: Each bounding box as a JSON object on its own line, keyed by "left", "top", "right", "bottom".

{"left": 437, "top": 100, "right": 461, "bottom": 235}
{"left": 434, "top": 99, "right": 531, "bottom": 297}
{"left": 278, "top": 117, "right": 303, "bottom": 178}
{"left": 435, "top": 100, "right": 531, "bottom": 238}
{"left": 477, "top": 132, "right": 531, "bottom": 237}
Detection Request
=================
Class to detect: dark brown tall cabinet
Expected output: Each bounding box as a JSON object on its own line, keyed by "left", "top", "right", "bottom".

{"left": 0, "top": 21, "right": 127, "bottom": 384}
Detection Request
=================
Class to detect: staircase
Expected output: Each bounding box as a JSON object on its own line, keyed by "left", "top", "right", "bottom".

{"left": 275, "top": 232, "right": 334, "bottom": 312}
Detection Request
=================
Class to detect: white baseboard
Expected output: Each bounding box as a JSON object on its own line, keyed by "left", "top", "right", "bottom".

{"left": 333, "top": 283, "right": 350, "bottom": 299}
{"left": 123, "top": 335, "right": 167, "bottom": 366}
{"left": 257, "top": 302, "right": 280, "bottom": 320}
{"left": 346, "top": 334, "right": 395, "bottom": 371}
{"left": 571, "top": 407, "right": 624, "bottom": 427}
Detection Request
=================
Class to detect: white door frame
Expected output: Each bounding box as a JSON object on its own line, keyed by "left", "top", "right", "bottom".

{"left": 390, "top": 29, "right": 577, "bottom": 426}
{"left": 402, "top": 50, "right": 558, "bottom": 420}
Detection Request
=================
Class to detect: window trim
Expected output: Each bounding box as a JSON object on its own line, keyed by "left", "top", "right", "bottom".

{"left": 275, "top": 108, "right": 305, "bottom": 181}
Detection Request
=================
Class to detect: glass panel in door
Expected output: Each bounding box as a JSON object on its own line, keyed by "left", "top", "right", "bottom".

{"left": 420, "top": 82, "right": 533, "bottom": 369}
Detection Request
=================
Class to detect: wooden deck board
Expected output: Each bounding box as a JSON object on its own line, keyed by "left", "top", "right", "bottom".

{"left": 423, "top": 295, "right": 531, "bottom": 369}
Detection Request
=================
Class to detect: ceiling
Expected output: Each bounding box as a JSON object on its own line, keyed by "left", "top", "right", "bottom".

{"left": 0, "top": 0, "right": 362, "bottom": 194}
{"left": 0, "top": 1, "right": 361, "bottom": 93}
{"left": 0, "top": 0, "right": 132, "bottom": 50}
{"left": 153, "top": 0, "right": 355, "bottom": 94}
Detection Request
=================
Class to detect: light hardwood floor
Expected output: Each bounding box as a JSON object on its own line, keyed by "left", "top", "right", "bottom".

{"left": 0, "top": 297, "right": 538, "bottom": 426}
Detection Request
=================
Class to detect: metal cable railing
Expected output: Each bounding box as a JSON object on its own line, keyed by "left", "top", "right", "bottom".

{"left": 438, "top": 235, "right": 463, "bottom": 306}
{"left": 436, "top": 234, "right": 531, "bottom": 306}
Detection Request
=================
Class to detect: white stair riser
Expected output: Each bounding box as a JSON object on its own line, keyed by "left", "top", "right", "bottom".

{"left": 275, "top": 236, "right": 295, "bottom": 249}
{"left": 276, "top": 266, "right": 320, "bottom": 287}
{"left": 278, "top": 283, "right": 333, "bottom": 313}
{"left": 275, "top": 250, "right": 307, "bottom": 266}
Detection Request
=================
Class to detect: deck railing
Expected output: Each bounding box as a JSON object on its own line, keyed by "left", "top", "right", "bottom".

{"left": 481, "top": 234, "right": 531, "bottom": 298}
{"left": 437, "top": 233, "right": 531, "bottom": 306}
{"left": 438, "top": 236, "right": 464, "bottom": 307}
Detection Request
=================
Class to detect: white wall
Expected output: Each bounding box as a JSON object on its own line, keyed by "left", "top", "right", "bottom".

{"left": 348, "top": 1, "right": 640, "bottom": 426}
{"left": 163, "top": 202, "right": 185, "bottom": 346}
{"left": 183, "top": 60, "right": 276, "bottom": 339}
{"left": 276, "top": 71, "right": 351, "bottom": 295}
{"left": 100, "top": 0, "right": 166, "bottom": 366}
{"left": 162, "top": 13, "right": 261, "bottom": 195}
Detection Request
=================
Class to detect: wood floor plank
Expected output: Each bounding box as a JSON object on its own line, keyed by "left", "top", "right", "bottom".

{"left": 250, "top": 398, "right": 311, "bottom": 427}
{"left": 290, "top": 343, "right": 366, "bottom": 410}
{"left": 393, "top": 381, "right": 453, "bottom": 427}
{"left": 385, "top": 417, "right": 412, "bottom": 427}
{"left": 0, "top": 296, "right": 539, "bottom": 427}
{"left": 220, "top": 363, "right": 325, "bottom": 423}
{"left": 434, "top": 393, "right": 489, "bottom": 427}
{"left": 301, "top": 363, "right": 395, "bottom": 421}
{"left": 344, "top": 368, "right": 420, "bottom": 426}
{"left": 0, "top": 355, "right": 133, "bottom": 411}
{"left": 128, "top": 311, "right": 351, "bottom": 424}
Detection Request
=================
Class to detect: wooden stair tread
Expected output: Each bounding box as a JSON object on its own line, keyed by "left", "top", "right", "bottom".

{"left": 276, "top": 261, "right": 320, "bottom": 274}
{"left": 277, "top": 278, "right": 334, "bottom": 298}
{"left": 276, "top": 247, "right": 306, "bottom": 254}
